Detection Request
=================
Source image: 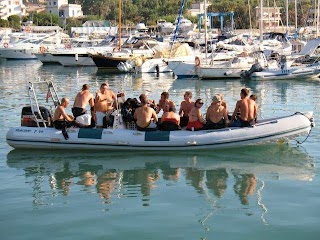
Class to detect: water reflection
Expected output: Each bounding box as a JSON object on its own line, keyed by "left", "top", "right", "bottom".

{"left": 7, "top": 145, "right": 314, "bottom": 209}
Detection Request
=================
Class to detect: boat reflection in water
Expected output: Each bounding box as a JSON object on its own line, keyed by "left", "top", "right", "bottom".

{"left": 7, "top": 144, "right": 314, "bottom": 223}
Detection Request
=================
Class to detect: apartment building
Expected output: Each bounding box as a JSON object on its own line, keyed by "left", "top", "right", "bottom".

{"left": 0, "top": 0, "right": 26, "bottom": 20}
{"left": 46, "top": 0, "right": 83, "bottom": 18}
{"left": 255, "top": 7, "right": 282, "bottom": 28}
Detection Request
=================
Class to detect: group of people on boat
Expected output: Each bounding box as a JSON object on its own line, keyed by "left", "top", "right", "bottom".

{"left": 52, "top": 82, "right": 258, "bottom": 133}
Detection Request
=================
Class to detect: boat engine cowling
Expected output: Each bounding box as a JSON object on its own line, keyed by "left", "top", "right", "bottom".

{"left": 117, "top": 61, "right": 134, "bottom": 72}
{"left": 240, "top": 63, "right": 264, "bottom": 79}
{"left": 21, "top": 106, "right": 52, "bottom": 127}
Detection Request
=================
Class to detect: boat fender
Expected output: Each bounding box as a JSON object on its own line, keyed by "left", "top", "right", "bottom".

{"left": 124, "top": 61, "right": 133, "bottom": 71}
{"left": 117, "top": 62, "right": 126, "bottom": 72}
{"left": 309, "top": 117, "right": 315, "bottom": 127}
{"left": 113, "top": 46, "right": 120, "bottom": 52}
{"left": 134, "top": 57, "right": 143, "bottom": 67}
{"left": 75, "top": 53, "right": 78, "bottom": 61}
{"left": 40, "top": 46, "right": 46, "bottom": 53}
{"left": 75, "top": 114, "right": 91, "bottom": 127}
{"left": 224, "top": 70, "right": 233, "bottom": 76}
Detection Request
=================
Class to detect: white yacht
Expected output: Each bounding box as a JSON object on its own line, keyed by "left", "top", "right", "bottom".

{"left": 0, "top": 32, "right": 68, "bottom": 60}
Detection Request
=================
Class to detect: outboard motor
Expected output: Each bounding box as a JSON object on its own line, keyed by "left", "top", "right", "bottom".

{"left": 117, "top": 61, "right": 133, "bottom": 72}
{"left": 21, "top": 106, "right": 52, "bottom": 127}
{"left": 240, "top": 63, "right": 264, "bottom": 79}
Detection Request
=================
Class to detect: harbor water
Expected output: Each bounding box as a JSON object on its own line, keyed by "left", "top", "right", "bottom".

{"left": 1, "top": 60, "right": 320, "bottom": 239}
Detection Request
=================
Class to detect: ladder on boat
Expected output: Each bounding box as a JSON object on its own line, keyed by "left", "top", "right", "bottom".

{"left": 28, "top": 81, "right": 60, "bottom": 128}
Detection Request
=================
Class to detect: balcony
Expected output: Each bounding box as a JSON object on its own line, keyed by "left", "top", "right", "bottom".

{"left": 0, "top": 4, "right": 6, "bottom": 8}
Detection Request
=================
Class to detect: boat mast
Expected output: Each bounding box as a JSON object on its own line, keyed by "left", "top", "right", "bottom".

{"left": 172, "top": 0, "right": 186, "bottom": 46}
{"left": 317, "top": 0, "right": 320, "bottom": 38}
{"left": 204, "top": 0, "right": 208, "bottom": 63}
{"left": 286, "top": 0, "right": 289, "bottom": 32}
{"left": 248, "top": 0, "right": 253, "bottom": 33}
{"left": 118, "top": 0, "right": 122, "bottom": 50}
{"left": 295, "top": 0, "right": 297, "bottom": 33}
{"left": 259, "top": 0, "right": 263, "bottom": 42}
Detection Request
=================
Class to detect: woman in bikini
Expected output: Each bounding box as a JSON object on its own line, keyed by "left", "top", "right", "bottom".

{"left": 186, "top": 98, "right": 206, "bottom": 131}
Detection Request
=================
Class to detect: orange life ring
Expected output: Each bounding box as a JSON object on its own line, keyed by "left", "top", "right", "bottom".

{"left": 40, "top": 46, "right": 46, "bottom": 53}
{"left": 3, "top": 42, "right": 8, "bottom": 48}
{"left": 25, "top": 26, "right": 31, "bottom": 32}
{"left": 195, "top": 57, "right": 201, "bottom": 66}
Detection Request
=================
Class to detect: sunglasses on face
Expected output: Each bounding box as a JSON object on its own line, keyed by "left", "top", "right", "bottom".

{"left": 197, "top": 102, "right": 204, "bottom": 105}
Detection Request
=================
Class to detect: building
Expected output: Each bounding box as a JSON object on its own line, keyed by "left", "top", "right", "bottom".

{"left": 0, "top": 0, "right": 27, "bottom": 20}
{"left": 46, "top": 0, "right": 83, "bottom": 18}
{"left": 255, "top": 7, "right": 282, "bottom": 28}
{"left": 188, "top": 2, "right": 212, "bottom": 17}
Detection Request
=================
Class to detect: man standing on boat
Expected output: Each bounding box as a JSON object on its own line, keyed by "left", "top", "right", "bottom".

{"left": 230, "top": 88, "right": 257, "bottom": 127}
{"left": 72, "top": 84, "right": 95, "bottom": 118}
{"left": 95, "top": 82, "right": 117, "bottom": 128}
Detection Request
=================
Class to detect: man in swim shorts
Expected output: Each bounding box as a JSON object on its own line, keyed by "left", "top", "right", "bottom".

{"left": 230, "top": 88, "right": 257, "bottom": 127}
{"left": 72, "top": 84, "right": 95, "bottom": 119}
{"left": 95, "top": 82, "right": 117, "bottom": 128}
{"left": 134, "top": 94, "right": 158, "bottom": 131}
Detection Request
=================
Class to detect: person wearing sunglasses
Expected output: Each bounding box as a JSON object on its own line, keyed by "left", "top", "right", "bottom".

{"left": 186, "top": 98, "right": 206, "bottom": 131}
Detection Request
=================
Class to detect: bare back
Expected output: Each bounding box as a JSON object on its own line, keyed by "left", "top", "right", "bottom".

{"left": 134, "top": 105, "right": 158, "bottom": 128}
{"left": 235, "top": 98, "right": 256, "bottom": 121}
{"left": 74, "top": 90, "right": 94, "bottom": 108}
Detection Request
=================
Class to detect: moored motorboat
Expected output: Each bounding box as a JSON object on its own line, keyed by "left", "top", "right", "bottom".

{"left": 241, "top": 55, "right": 320, "bottom": 80}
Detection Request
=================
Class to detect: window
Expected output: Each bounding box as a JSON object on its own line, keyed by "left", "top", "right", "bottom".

{"left": 54, "top": 2, "right": 56, "bottom": 5}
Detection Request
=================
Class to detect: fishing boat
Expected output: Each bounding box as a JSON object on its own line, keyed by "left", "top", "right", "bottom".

{"left": 6, "top": 81, "right": 315, "bottom": 151}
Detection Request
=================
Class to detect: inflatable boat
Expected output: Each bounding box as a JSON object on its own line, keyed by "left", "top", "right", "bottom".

{"left": 6, "top": 112, "right": 314, "bottom": 151}
{"left": 6, "top": 81, "right": 315, "bottom": 151}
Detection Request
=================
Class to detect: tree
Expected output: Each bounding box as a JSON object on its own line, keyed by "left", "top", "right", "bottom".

{"left": 30, "top": 12, "right": 60, "bottom": 26}
{"left": 8, "top": 15, "right": 21, "bottom": 30}
{"left": 0, "top": 19, "right": 9, "bottom": 28}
